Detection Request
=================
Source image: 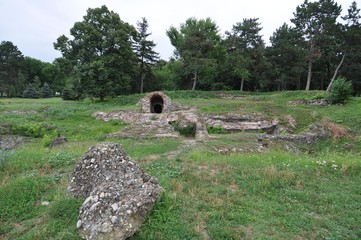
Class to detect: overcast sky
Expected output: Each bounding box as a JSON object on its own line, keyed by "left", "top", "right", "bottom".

{"left": 0, "top": 0, "right": 354, "bottom": 62}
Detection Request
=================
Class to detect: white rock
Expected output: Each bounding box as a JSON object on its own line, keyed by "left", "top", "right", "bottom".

{"left": 77, "top": 220, "right": 82, "bottom": 228}
{"left": 111, "top": 203, "right": 119, "bottom": 212}
{"left": 111, "top": 216, "right": 118, "bottom": 223}
{"left": 41, "top": 201, "right": 50, "bottom": 206}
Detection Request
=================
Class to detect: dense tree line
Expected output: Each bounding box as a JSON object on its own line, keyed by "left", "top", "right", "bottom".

{"left": 1, "top": 1, "right": 360, "bottom": 99}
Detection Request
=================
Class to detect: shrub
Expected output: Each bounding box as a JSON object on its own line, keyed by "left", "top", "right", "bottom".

{"left": 12, "top": 122, "right": 48, "bottom": 138}
{"left": 170, "top": 121, "right": 196, "bottom": 137}
{"left": 207, "top": 125, "right": 230, "bottom": 134}
{"left": 327, "top": 77, "right": 353, "bottom": 104}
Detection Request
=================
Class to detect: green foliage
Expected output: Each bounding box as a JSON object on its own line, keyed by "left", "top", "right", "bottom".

{"left": 166, "top": 17, "right": 222, "bottom": 90}
{"left": 1, "top": 92, "right": 361, "bottom": 239}
{"left": 0, "top": 41, "right": 24, "bottom": 97}
{"left": 207, "top": 125, "right": 230, "bottom": 134}
{"left": 170, "top": 121, "right": 196, "bottom": 137}
{"left": 48, "top": 151, "right": 79, "bottom": 168}
{"left": 54, "top": 5, "right": 137, "bottom": 100}
{"left": 42, "top": 133, "right": 55, "bottom": 147}
{"left": 12, "top": 122, "right": 49, "bottom": 138}
{"left": 134, "top": 17, "right": 160, "bottom": 94}
{"left": 22, "top": 83, "right": 40, "bottom": 98}
{"left": 62, "top": 85, "right": 78, "bottom": 100}
{"left": 41, "top": 82, "right": 53, "bottom": 98}
{"left": 164, "top": 90, "right": 217, "bottom": 99}
{"left": 327, "top": 77, "right": 353, "bottom": 104}
{"left": 310, "top": 91, "right": 326, "bottom": 100}
{"left": 0, "top": 177, "right": 47, "bottom": 220}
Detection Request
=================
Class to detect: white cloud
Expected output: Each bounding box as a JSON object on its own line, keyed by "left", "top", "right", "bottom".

{"left": 0, "top": 0, "right": 354, "bottom": 62}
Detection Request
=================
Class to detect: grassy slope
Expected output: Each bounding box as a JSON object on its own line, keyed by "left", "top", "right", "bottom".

{"left": 0, "top": 91, "right": 360, "bottom": 240}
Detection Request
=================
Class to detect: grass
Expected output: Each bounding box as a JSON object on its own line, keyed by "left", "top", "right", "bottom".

{"left": 0, "top": 91, "right": 360, "bottom": 239}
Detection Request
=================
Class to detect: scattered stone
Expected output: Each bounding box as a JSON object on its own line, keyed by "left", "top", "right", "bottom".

{"left": 69, "top": 143, "right": 163, "bottom": 240}
{"left": 261, "top": 123, "right": 332, "bottom": 146}
{"left": 216, "top": 93, "right": 246, "bottom": 99}
{"left": 41, "top": 201, "right": 50, "bottom": 206}
{"left": 287, "top": 99, "right": 329, "bottom": 106}
{"left": 287, "top": 99, "right": 307, "bottom": 106}
{"left": 0, "top": 135, "right": 30, "bottom": 150}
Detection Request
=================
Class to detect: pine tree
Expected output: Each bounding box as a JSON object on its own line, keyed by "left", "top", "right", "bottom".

{"left": 41, "top": 82, "right": 53, "bottom": 98}
{"left": 133, "top": 17, "right": 159, "bottom": 93}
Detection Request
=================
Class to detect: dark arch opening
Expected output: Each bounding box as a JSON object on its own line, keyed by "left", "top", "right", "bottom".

{"left": 150, "top": 95, "right": 164, "bottom": 114}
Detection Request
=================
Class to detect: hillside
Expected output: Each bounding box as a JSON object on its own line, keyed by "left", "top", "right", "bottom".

{"left": 0, "top": 91, "right": 360, "bottom": 239}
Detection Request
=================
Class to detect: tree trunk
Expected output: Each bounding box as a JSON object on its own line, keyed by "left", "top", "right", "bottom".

{"left": 140, "top": 60, "right": 145, "bottom": 94}
{"left": 192, "top": 69, "right": 197, "bottom": 91}
{"left": 326, "top": 54, "right": 345, "bottom": 92}
{"left": 140, "top": 73, "right": 145, "bottom": 94}
{"left": 305, "top": 40, "right": 315, "bottom": 91}
{"left": 240, "top": 76, "right": 244, "bottom": 92}
{"left": 305, "top": 58, "right": 312, "bottom": 91}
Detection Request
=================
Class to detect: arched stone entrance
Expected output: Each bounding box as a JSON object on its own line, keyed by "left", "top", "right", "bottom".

{"left": 138, "top": 91, "right": 172, "bottom": 113}
{"left": 150, "top": 94, "right": 164, "bottom": 114}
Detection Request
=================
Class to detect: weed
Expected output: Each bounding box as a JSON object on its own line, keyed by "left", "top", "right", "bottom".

{"left": 170, "top": 121, "right": 196, "bottom": 137}
{"left": 207, "top": 125, "right": 230, "bottom": 134}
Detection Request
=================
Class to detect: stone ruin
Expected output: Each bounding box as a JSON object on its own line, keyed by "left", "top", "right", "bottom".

{"left": 138, "top": 91, "right": 172, "bottom": 114}
{"left": 68, "top": 143, "right": 163, "bottom": 240}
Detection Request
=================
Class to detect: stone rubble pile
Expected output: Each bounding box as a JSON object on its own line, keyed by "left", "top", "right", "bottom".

{"left": 69, "top": 143, "right": 163, "bottom": 240}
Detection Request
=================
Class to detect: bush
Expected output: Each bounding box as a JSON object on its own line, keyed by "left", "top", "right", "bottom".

{"left": 327, "top": 77, "right": 353, "bottom": 104}
{"left": 170, "top": 121, "right": 196, "bottom": 137}
{"left": 12, "top": 122, "right": 48, "bottom": 138}
{"left": 207, "top": 125, "right": 230, "bottom": 134}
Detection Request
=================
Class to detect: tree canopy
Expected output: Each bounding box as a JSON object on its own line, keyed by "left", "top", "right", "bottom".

{"left": 54, "top": 5, "right": 137, "bottom": 100}
{"left": 1, "top": 1, "right": 360, "bottom": 98}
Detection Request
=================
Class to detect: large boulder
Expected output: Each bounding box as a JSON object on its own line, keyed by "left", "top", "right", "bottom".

{"left": 69, "top": 143, "right": 163, "bottom": 240}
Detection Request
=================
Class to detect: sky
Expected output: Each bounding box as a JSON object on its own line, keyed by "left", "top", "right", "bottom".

{"left": 0, "top": 0, "right": 354, "bottom": 63}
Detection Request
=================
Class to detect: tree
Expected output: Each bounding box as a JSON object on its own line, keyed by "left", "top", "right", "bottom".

{"left": 167, "top": 17, "right": 221, "bottom": 90}
{"left": 267, "top": 23, "right": 307, "bottom": 90}
{"left": 22, "top": 76, "right": 41, "bottom": 99}
{"left": 54, "top": 5, "right": 137, "bottom": 100}
{"left": 339, "top": 1, "right": 361, "bottom": 93}
{"left": 291, "top": 0, "right": 342, "bottom": 91}
{"left": 225, "top": 18, "right": 266, "bottom": 91}
{"left": 133, "top": 17, "right": 159, "bottom": 93}
{"left": 0, "top": 41, "right": 24, "bottom": 97}
{"left": 41, "top": 82, "right": 53, "bottom": 98}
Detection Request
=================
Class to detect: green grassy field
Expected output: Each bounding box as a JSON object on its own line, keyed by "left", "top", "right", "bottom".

{"left": 0, "top": 91, "right": 360, "bottom": 239}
